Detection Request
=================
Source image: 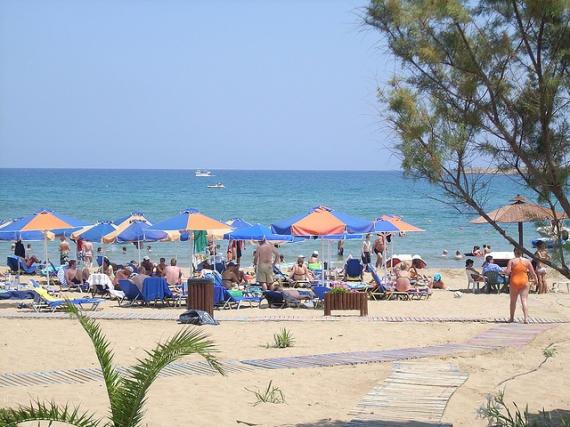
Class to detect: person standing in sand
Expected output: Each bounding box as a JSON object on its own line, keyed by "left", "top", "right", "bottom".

{"left": 534, "top": 241, "right": 550, "bottom": 294}
{"left": 373, "top": 234, "right": 385, "bottom": 268}
{"left": 362, "top": 234, "right": 372, "bottom": 267}
{"left": 254, "top": 239, "right": 279, "bottom": 291}
{"left": 505, "top": 247, "right": 538, "bottom": 324}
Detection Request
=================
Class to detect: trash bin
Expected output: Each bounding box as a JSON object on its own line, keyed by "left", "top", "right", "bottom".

{"left": 187, "top": 278, "right": 214, "bottom": 316}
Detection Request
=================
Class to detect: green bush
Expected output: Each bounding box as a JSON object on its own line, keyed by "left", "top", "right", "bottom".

{"left": 268, "top": 328, "right": 295, "bottom": 349}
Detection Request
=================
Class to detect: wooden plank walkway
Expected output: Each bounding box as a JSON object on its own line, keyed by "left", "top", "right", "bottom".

{"left": 0, "top": 324, "right": 551, "bottom": 389}
{"left": 0, "top": 311, "right": 568, "bottom": 324}
{"left": 345, "top": 361, "right": 468, "bottom": 426}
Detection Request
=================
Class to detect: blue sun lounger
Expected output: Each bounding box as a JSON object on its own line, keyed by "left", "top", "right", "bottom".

{"left": 32, "top": 288, "right": 103, "bottom": 312}
{"left": 118, "top": 280, "right": 143, "bottom": 305}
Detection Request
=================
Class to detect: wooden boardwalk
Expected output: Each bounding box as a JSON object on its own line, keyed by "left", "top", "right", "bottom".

{"left": 345, "top": 361, "right": 468, "bottom": 426}
{"left": 0, "top": 324, "right": 551, "bottom": 389}
{"left": 0, "top": 310, "right": 568, "bottom": 324}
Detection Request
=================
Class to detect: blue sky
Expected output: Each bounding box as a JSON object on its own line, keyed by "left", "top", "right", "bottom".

{"left": 0, "top": 0, "right": 399, "bottom": 170}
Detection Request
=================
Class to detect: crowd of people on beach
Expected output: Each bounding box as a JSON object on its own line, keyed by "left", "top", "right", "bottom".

{"left": 8, "top": 225, "right": 556, "bottom": 325}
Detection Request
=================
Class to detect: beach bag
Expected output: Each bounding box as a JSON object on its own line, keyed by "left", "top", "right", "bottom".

{"left": 178, "top": 310, "right": 219, "bottom": 326}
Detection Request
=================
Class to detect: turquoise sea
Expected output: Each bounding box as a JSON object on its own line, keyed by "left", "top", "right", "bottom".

{"left": 0, "top": 169, "right": 542, "bottom": 268}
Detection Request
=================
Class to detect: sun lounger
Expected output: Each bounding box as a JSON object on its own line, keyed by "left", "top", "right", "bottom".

{"left": 7, "top": 256, "right": 39, "bottom": 275}
{"left": 344, "top": 258, "right": 363, "bottom": 281}
{"left": 32, "top": 287, "right": 102, "bottom": 312}
{"left": 219, "top": 289, "right": 262, "bottom": 310}
{"left": 367, "top": 266, "right": 430, "bottom": 300}
{"left": 311, "top": 285, "right": 330, "bottom": 308}
{"left": 118, "top": 280, "right": 143, "bottom": 305}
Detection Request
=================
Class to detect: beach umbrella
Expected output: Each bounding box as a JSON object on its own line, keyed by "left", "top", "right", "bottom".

{"left": 109, "top": 220, "right": 169, "bottom": 265}
{"left": 373, "top": 216, "right": 423, "bottom": 270}
{"left": 0, "top": 219, "right": 56, "bottom": 241}
{"left": 151, "top": 208, "right": 231, "bottom": 271}
{"left": 223, "top": 223, "right": 295, "bottom": 242}
{"left": 0, "top": 209, "right": 88, "bottom": 281}
{"left": 378, "top": 215, "right": 424, "bottom": 232}
{"left": 226, "top": 218, "right": 252, "bottom": 229}
{"left": 272, "top": 206, "right": 374, "bottom": 281}
{"left": 271, "top": 205, "right": 374, "bottom": 236}
{"left": 102, "top": 212, "right": 152, "bottom": 244}
{"left": 470, "top": 194, "right": 565, "bottom": 248}
{"left": 71, "top": 221, "right": 117, "bottom": 242}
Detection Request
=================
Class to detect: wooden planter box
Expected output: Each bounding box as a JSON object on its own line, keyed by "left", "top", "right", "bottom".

{"left": 324, "top": 292, "right": 368, "bottom": 316}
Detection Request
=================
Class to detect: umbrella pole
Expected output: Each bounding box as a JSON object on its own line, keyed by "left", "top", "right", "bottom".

{"left": 44, "top": 232, "right": 50, "bottom": 286}
{"left": 137, "top": 239, "right": 141, "bottom": 266}
{"left": 321, "top": 238, "right": 324, "bottom": 284}
{"left": 518, "top": 222, "right": 524, "bottom": 248}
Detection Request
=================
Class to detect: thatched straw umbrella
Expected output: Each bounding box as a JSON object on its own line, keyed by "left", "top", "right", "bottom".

{"left": 471, "top": 195, "right": 565, "bottom": 248}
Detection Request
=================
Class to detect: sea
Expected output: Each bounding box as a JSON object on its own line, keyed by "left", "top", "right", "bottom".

{"left": 0, "top": 168, "right": 547, "bottom": 269}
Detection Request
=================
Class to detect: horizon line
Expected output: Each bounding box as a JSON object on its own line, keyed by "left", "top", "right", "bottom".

{"left": 0, "top": 167, "right": 403, "bottom": 172}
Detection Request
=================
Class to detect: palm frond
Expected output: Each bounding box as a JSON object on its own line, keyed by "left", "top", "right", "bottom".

{"left": 66, "top": 303, "right": 122, "bottom": 421}
{"left": 113, "top": 328, "right": 223, "bottom": 427}
{"left": 0, "top": 401, "right": 100, "bottom": 427}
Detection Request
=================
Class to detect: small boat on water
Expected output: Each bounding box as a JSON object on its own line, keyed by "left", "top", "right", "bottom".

{"left": 195, "top": 169, "right": 213, "bottom": 177}
{"left": 207, "top": 183, "right": 224, "bottom": 189}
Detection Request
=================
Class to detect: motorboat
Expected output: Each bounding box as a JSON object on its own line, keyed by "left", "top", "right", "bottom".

{"left": 207, "top": 183, "right": 224, "bottom": 189}
{"left": 195, "top": 169, "right": 213, "bottom": 177}
{"left": 536, "top": 221, "right": 569, "bottom": 238}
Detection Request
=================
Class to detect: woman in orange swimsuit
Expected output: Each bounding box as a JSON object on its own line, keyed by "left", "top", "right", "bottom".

{"left": 505, "top": 247, "right": 538, "bottom": 323}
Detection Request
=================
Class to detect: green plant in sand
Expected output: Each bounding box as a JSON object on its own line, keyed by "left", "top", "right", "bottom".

{"left": 267, "top": 328, "right": 295, "bottom": 349}
{"left": 0, "top": 303, "right": 223, "bottom": 427}
{"left": 245, "top": 380, "right": 286, "bottom": 406}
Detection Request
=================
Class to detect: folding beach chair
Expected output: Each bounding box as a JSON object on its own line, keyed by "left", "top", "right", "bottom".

{"left": 344, "top": 258, "right": 363, "bottom": 281}
{"left": 220, "top": 289, "right": 262, "bottom": 310}
{"left": 7, "top": 256, "right": 38, "bottom": 274}
{"left": 32, "top": 287, "right": 102, "bottom": 312}
{"left": 311, "top": 285, "right": 330, "bottom": 308}
{"left": 118, "top": 280, "right": 143, "bottom": 306}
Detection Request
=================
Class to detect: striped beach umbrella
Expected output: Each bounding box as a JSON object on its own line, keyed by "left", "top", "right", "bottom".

{"left": 151, "top": 208, "right": 231, "bottom": 269}
{"left": 379, "top": 215, "right": 424, "bottom": 232}
{"left": 71, "top": 221, "right": 118, "bottom": 242}
{"left": 102, "top": 212, "right": 152, "bottom": 244}
{"left": 271, "top": 205, "right": 374, "bottom": 236}
{"left": 0, "top": 209, "right": 88, "bottom": 280}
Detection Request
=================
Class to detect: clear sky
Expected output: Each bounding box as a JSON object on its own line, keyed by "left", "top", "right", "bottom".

{"left": 0, "top": 0, "right": 399, "bottom": 170}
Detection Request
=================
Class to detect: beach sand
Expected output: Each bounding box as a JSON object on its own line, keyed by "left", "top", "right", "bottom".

{"left": 1, "top": 267, "right": 569, "bottom": 426}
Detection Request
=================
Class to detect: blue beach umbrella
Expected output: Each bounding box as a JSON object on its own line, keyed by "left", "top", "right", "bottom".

{"left": 226, "top": 218, "right": 253, "bottom": 229}
{"left": 0, "top": 219, "right": 54, "bottom": 241}
{"left": 223, "top": 223, "right": 295, "bottom": 242}
{"left": 72, "top": 221, "right": 118, "bottom": 242}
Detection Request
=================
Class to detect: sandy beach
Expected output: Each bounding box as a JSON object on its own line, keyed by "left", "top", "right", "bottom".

{"left": 1, "top": 267, "right": 569, "bottom": 426}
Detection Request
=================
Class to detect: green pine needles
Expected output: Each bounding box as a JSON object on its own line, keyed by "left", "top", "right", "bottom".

{"left": 0, "top": 303, "right": 223, "bottom": 427}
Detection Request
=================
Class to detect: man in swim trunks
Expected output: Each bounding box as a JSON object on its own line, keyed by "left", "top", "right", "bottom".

{"left": 505, "top": 247, "right": 538, "bottom": 324}
{"left": 254, "top": 239, "right": 279, "bottom": 291}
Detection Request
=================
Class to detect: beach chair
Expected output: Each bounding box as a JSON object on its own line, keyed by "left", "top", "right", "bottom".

{"left": 7, "top": 256, "right": 38, "bottom": 274}
{"left": 311, "top": 285, "right": 330, "bottom": 308}
{"left": 259, "top": 290, "right": 287, "bottom": 309}
{"left": 220, "top": 289, "right": 262, "bottom": 310}
{"left": 118, "top": 280, "right": 143, "bottom": 306}
{"left": 466, "top": 271, "right": 485, "bottom": 293}
{"left": 272, "top": 265, "right": 294, "bottom": 286}
{"left": 32, "top": 287, "right": 102, "bottom": 312}
{"left": 344, "top": 258, "right": 363, "bottom": 281}
{"left": 483, "top": 271, "right": 502, "bottom": 294}
{"left": 141, "top": 277, "right": 167, "bottom": 305}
